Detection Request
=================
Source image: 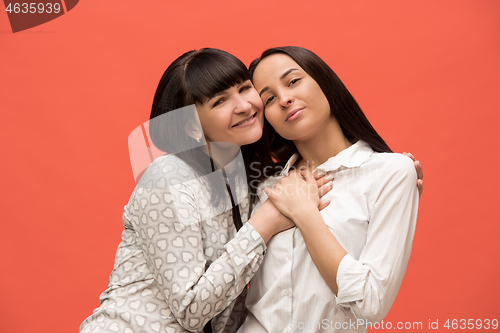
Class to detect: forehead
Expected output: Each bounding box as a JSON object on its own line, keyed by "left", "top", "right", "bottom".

{"left": 253, "top": 54, "right": 302, "bottom": 88}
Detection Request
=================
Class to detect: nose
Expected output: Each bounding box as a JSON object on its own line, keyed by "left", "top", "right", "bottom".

{"left": 234, "top": 94, "right": 252, "bottom": 114}
{"left": 279, "top": 92, "right": 294, "bottom": 109}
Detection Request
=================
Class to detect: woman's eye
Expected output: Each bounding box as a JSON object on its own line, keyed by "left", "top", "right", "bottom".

{"left": 265, "top": 96, "right": 275, "bottom": 106}
{"left": 290, "top": 78, "right": 300, "bottom": 86}
{"left": 239, "top": 85, "right": 251, "bottom": 93}
{"left": 213, "top": 98, "right": 225, "bottom": 107}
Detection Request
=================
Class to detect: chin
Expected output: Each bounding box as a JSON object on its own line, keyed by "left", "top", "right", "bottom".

{"left": 239, "top": 129, "right": 263, "bottom": 146}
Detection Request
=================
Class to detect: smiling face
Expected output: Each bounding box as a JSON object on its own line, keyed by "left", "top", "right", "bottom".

{"left": 252, "top": 53, "right": 333, "bottom": 142}
{"left": 195, "top": 80, "right": 264, "bottom": 147}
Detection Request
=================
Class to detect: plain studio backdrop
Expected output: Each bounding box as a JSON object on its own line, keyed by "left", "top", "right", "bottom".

{"left": 1, "top": 1, "right": 499, "bottom": 332}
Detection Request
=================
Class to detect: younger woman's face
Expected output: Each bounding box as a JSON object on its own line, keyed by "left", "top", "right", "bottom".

{"left": 252, "top": 54, "right": 332, "bottom": 142}
{"left": 196, "top": 80, "right": 264, "bottom": 147}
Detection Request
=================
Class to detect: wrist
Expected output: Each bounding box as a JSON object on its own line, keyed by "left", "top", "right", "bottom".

{"left": 248, "top": 205, "right": 276, "bottom": 243}
{"left": 290, "top": 202, "right": 318, "bottom": 222}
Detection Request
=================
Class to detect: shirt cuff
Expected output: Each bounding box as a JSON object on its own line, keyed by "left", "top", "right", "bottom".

{"left": 225, "top": 223, "right": 267, "bottom": 266}
{"left": 336, "top": 254, "right": 370, "bottom": 305}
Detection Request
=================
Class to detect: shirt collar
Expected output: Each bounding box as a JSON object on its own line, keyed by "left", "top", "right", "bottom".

{"left": 280, "top": 140, "right": 374, "bottom": 175}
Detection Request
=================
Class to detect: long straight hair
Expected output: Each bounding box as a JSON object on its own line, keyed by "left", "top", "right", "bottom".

{"left": 249, "top": 46, "right": 392, "bottom": 167}
{"left": 150, "top": 48, "right": 275, "bottom": 207}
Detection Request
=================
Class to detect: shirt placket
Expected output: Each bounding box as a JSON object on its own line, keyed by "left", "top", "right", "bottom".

{"left": 273, "top": 227, "right": 293, "bottom": 333}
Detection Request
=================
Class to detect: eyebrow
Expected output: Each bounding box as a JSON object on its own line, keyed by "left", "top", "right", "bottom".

{"left": 281, "top": 68, "right": 299, "bottom": 80}
{"left": 258, "top": 68, "right": 299, "bottom": 97}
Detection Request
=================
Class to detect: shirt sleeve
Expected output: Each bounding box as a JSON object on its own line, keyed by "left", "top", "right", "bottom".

{"left": 335, "top": 154, "right": 419, "bottom": 323}
{"left": 127, "top": 156, "right": 267, "bottom": 332}
{"left": 214, "top": 285, "right": 249, "bottom": 333}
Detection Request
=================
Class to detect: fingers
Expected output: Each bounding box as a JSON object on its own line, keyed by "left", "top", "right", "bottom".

{"left": 403, "top": 152, "right": 415, "bottom": 161}
{"left": 415, "top": 160, "right": 423, "bottom": 180}
{"left": 264, "top": 187, "right": 274, "bottom": 199}
{"left": 318, "top": 180, "right": 333, "bottom": 198}
{"left": 417, "top": 179, "right": 423, "bottom": 197}
{"left": 296, "top": 169, "right": 334, "bottom": 198}
{"left": 403, "top": 151, "right": 424, "bottom": 182}
{"left": 313, "top": 171, "right": 325, "bottom": 180}
{"left": 298, "top": 168, "right": 316, "bottom": 185}
{"left": 287, "top": 170, "right": 309, "bottom": 185}
{"left": 318, "top": 198, "right": 331, "bottom": 211}
{"left": 315, "top": 173, "right": 334, "bottom": 187}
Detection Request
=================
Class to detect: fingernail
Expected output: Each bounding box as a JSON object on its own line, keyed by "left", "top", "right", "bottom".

{"left": 325, "top": 175, "right": 334, "bottom": 182}
{"left": 417, "top": 161, "right": 421, "bottom": 167}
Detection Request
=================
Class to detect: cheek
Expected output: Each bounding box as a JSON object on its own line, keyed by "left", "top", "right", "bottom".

{"left": 314, "top": 87, "right": 330, "bottom": 112}
{"left": 199, "top": 113, "right": 226, "bottom": 136}
{"left": 320, "top": 96, "right": 331, "bottom": 117}
{"left": 214, "top": 114, "right": 231, "bottom": 133}
{"left": 248, "top": 91, "right": 264, "bottom": 111}
{"left": 264, "top": 107, "right": 282, "bottom": 129}
{"left": 256, "top": 109, "right": 265, "bottom": 126}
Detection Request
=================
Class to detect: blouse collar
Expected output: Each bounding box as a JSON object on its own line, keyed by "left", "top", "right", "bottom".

{"left": 280, "top": 140, "right": 374, "bottom": 176}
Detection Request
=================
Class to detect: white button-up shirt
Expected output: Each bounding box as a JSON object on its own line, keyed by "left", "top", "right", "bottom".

{"left": 242, "top": 141, "right": 419, "bottom": 332}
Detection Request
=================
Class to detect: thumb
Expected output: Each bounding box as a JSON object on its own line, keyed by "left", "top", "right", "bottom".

{"left": 264, "top": 187, "right": 274, "bottom": 199}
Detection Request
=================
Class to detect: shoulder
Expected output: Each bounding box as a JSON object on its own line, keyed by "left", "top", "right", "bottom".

{"left": 137, "top": 154, "right": 199, "bottom": 189}
{"left": 153, "top": 154, "right": 198, "bottom": 178}
{"left": 128, "top": 154, "right": 204, "bottom": 213}
{"left": 368, "top": 152, "right": 417, "bottom": 184}
{"left": 126, "top": 155, "right": 204, "bottom": 223}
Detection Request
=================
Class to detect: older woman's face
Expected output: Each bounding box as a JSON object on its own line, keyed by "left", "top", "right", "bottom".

{"left": 195, "top": 80, "right": 264, "bottom": 147}
{"left": 252, "top": 54, "right": 332, "bottom": 142}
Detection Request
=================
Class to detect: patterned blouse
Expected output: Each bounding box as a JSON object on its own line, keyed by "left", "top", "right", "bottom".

{"left": 80, "top": 154, "right": 266, "bottom": 333}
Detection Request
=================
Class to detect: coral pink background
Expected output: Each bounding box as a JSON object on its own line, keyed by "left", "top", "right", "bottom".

{"left": 1, "top": 1, "right": 499, "bottom": 332}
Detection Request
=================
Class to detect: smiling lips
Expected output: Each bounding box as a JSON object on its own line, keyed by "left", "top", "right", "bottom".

{"left": 286, "top": 108, "right": 304, "bottom": 122}
{"left": 232, "top": 112, "right": 257, "bottom": 128}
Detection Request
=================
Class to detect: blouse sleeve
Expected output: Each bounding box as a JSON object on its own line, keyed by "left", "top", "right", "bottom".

{"left": 335, "top": 154, "right": 419, "bottom": 323}
{"left": 127, "top": 156, "right": 266, "bottom": 332}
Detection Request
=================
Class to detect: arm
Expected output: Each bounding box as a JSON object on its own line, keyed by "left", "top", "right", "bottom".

{"left": 223, "top": 175, "right": 331, "bottom": 331}
{"left": 129, "top": 158, "right": 292, "bottom": 332}
{"left": 335, "top": 156, "right": 419, "bottom": 322}
{"left": 266, "top": 155, "right": 419, "bottom": 322}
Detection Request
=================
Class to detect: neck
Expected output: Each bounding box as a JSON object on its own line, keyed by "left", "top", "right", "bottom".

{"left": 206, "top": 142, "right": 240, "bottom": 174}
{"left": 293, "top": 118, "right": 352, "bottom": 171}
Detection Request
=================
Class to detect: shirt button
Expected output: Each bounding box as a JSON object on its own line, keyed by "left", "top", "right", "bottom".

{"left": 284, "top": 290, "right": 291, "bottom": 296}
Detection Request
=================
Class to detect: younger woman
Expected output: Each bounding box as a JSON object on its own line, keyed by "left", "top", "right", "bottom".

{"left": 243, "top": 47, "right": 420, "bottom": 332}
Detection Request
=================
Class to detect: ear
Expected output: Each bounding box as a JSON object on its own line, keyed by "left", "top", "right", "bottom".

{"left": 184, "top": 119, "right": 204, "bottom": 142}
